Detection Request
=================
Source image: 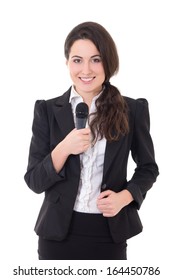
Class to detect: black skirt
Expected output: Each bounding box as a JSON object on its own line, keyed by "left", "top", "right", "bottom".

{"left": 38, "top": 211, "right": 127, "bottom": 260}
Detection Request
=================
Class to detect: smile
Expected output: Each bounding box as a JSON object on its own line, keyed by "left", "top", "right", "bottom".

{"left": 79, "top": 77, "right": 95, "bottom": 82}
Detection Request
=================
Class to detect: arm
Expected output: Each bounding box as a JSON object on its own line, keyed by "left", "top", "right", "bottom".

{"left": 97, "top": 99, "right": 159, "bottom": 216}
{"left": 24, "top": 100, "right": 91, "bottom": 194}
{"left": 24, "top": 100, "right": 65, "bottom": 194}
{"left": 126, "top": 98, "right": 159, "bottom": 209}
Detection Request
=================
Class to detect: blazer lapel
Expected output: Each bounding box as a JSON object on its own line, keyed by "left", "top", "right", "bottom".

{"left": 103, "top": 137, "right": 126, "bottom": 179}
{"left": 52, "top": 88, "right": 80, "bottom": 173}
{"left": 53, "top": 89, "right": 75, "bottom": 137}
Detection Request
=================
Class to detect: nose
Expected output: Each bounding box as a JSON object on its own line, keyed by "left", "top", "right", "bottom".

{"left": 82, "top": 61, "right": 92, "bottom": 75}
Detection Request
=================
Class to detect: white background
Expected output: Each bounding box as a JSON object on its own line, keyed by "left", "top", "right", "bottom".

{"left": 0, "top": 0, "right": 172, "bottom": 278}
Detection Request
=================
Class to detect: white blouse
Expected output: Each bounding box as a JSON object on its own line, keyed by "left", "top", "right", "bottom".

{"left": 69, "top": 86, "right": 106, "bottom": 213}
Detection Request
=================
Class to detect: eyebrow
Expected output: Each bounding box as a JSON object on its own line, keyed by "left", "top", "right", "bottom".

{"left": 71, "top": 55, "right": 101, "bottom": 58}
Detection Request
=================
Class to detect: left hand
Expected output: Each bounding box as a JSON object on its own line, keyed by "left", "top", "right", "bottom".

{"left": 97, "top": 189, "right": 133, "bottom": 217}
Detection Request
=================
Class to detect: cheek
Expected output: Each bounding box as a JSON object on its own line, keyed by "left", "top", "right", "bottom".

{"left": 96, "top": 68, "right": 105, "bottom": 80}
{"left": 68, "top": 64, "right": 80, "bottom": 76}
{"left": 93, "top": 64, "right": 105, "bottom": 74}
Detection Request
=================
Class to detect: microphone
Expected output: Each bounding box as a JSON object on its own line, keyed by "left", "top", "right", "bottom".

{"left": 75, "top": 102, "right": 89, "bottom": 129}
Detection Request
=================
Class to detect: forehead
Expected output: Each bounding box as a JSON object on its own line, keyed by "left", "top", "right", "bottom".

{"left": 69, "top": 39, "right": 100, "bottom": 57}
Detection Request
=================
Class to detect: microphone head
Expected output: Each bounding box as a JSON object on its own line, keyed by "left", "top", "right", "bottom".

{"left": 75, "top": 102, "right": 89, "bottom": 119}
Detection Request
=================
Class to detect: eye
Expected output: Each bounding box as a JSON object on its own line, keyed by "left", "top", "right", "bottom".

{"left": 72, "top": 58, "right": 82, "bottom": 63}
{"left": 92, "top": 57, "right": 102, "bottom": 63}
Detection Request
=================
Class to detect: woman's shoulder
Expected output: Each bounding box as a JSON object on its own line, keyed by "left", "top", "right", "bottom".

{"left": 35, "top": 87, "right": 71, "bottom": 110}
{"left": 124, "top": 96, "right": 148, "bottom": 111}
{"left": 123, "top": 96, "right": 150, "bottom": 126}
{"left": 124, "top": 96, "right": 148, "bottom": 104}
{"left": 46, "top": 87, "right": 71, "bottom": 106}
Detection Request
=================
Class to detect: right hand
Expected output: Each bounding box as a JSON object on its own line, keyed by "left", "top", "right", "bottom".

{"left": 62, "top": 128, "right": 91, "bottom": 156}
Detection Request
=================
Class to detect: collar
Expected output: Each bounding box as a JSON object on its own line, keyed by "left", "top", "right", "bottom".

{"left": 69, "top": 85, "right": 104, "bottom": 104}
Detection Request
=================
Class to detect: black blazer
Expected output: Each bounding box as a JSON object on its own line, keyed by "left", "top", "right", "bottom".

{"left": 24, "top": 88, "right": 159, "bottom": 242}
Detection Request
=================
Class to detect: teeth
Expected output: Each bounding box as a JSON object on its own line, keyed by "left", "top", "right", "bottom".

{"left": 80, "top": 77, "right": 93, "bottom": 81}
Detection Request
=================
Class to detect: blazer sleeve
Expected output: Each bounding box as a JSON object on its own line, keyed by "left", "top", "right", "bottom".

{"left": 24, "top": 100, "right": 66, "bottom": 194}
{"left": 127, "top": 98, "right": 159, "bottom": 209}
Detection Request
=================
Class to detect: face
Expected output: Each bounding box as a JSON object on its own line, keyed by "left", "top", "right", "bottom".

{"left": 66, "top": 39, "right": 105, "bottom": 98}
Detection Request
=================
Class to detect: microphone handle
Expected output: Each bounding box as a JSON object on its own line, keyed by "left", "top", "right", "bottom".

{"left": 76, "top": 117, "right": 87, "bottom": 129}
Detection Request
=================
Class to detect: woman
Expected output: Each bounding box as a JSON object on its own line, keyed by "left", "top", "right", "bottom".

{"left": 24, "top": 21, "right": 159, "bottom": 260}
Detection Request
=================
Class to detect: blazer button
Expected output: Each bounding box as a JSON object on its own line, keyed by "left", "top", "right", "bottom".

{"left": 101, "top": 183, "right": 107, "bottom": 190}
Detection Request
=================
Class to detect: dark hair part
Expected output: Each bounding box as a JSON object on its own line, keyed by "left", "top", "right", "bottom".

{"left": 64, "top": 21, "right": 129, "bottom": 142}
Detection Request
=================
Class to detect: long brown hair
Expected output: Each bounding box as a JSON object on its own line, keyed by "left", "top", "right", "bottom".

{"left": 64, "top": 21, "right": 129, "bottom": 142}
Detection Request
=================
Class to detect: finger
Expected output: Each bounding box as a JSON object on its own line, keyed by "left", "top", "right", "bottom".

{"left": 97, "top": 201, "right": 107, "bottom": 208}
{"left": 97, "top": 190, "right": 112, "bottom": 200}
{"left": 102, "top": 212, "right": 114, "bottom": 217}
{"left": 78, "top": 128, "right": 91, "bottom": 135}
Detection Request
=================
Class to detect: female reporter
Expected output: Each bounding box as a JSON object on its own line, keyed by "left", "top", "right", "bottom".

{"left": 24, "top": 21, "right": 159, "bottom": 260}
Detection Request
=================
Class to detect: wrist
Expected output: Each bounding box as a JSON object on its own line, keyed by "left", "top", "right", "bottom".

{"left": 51, "top": 141, "right": 69, "bottom": 173}
{"left": 121, "top": 189, "right": 134, "bottom": 207}
{"left": 58, "top": 140, "right": 71, "bottom": 158}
